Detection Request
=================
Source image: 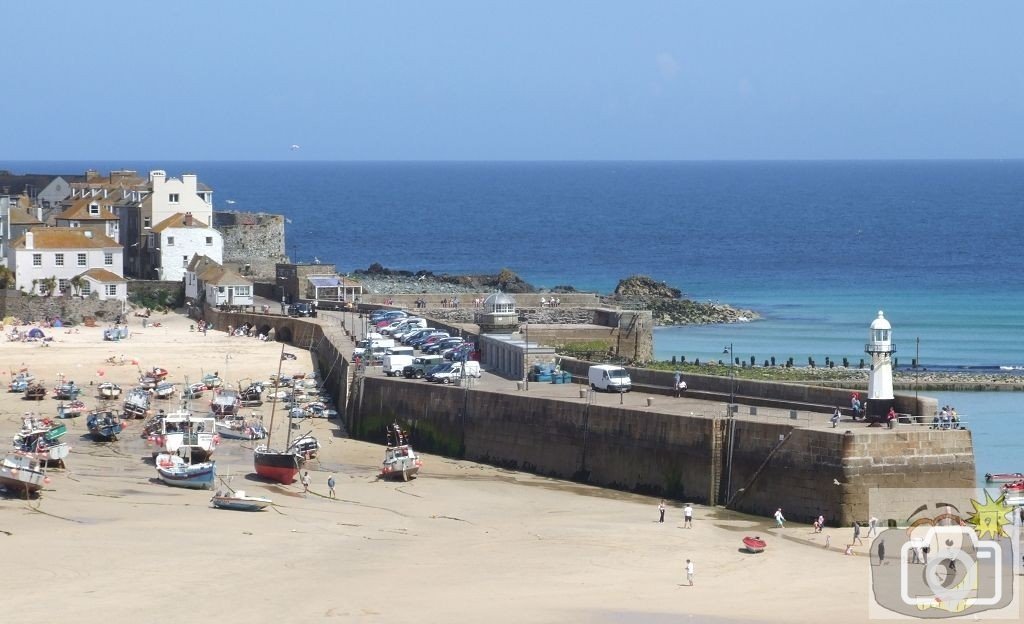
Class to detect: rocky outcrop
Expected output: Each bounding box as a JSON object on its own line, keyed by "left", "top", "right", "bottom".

{"left": 353, "top": 265, "right": 536, "bottom": 295}
{"left": 609, "top": 275, "right": 759, "bottom": 326}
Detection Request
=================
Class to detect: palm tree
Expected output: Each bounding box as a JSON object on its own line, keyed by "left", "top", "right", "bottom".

{"left": 69, "top": 275, "right": 83, "bottom": 297}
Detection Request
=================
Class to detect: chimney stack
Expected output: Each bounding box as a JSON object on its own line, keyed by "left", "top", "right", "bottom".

{"left": 184, "top": 212, "right": 193, "bottom": 226}
{"left": 25, "top": 230, "right": 34, "bottom": 249}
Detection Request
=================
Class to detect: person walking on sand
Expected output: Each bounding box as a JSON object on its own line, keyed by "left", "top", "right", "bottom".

{"left": 658, "top": 500, "right": 666, "bottom": 523}
{"left": 683, "top": 503, "right": 693, "bottom": 528}
{"left": 852, "top": 520, "right": 863, "bottom": 546}
{"left": 774, "top": 508, "right": 785, "bottom": 528}
{"left": 327, "top": 474, "right": 336, "bottom": 499}
{"left": 301, "top": 471, "right": 311, "bottom": 494}
{"left": 685, "top": 559, "right": 694, "bottom": 586}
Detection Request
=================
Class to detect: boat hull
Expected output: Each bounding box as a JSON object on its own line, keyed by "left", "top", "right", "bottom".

{"left": 0, "top": 454, "right": 46, "bottom": 496}
{"left": 211, "top": 494, "right": 272, "bottom": 511}
{"left": 156, "top": 461, "right": 216, "bottom": 489}
{"left": 742, "top": 537, "right": 767, "bottom": 553}
{"left": 986, "top": 472, "right": 1024, "bottom": 483}
{"left": 253, "top": 448, "right": 301, "bottom": 485}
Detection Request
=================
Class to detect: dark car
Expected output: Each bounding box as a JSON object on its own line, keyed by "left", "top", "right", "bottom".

{"left": 288, "top": 302, "right": 316, "bottom": 318}
{"left": 424, "top": 337, "right": 464, "bottom": 355}
{"left": 409, "top": 332, "right": 448, "bottom": 348}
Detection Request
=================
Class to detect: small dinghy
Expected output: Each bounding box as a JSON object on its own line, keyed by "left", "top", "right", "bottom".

{"left": 742, "top": 536, "right": 767, "bottom": 553}
{"left": 211, "top": 489, "right": 272, "bottom": 511}
{"left": 986, "top": 472, "right": 1024, "bottom": 483}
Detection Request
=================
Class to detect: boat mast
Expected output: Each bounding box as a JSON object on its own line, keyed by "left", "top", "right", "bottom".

{"left": 266, "top": 342, "right": 286, "bottom": 449}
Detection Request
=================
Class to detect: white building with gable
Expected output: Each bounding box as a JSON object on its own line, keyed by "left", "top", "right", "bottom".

{"left": 9, "top": 227, "right": 126, "bottom": 300}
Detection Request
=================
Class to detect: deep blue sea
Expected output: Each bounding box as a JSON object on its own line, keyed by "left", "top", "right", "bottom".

{"left": 5, "top": 160, "right": 1022, "bottom": 480}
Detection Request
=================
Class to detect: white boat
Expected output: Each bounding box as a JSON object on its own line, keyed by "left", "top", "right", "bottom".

{"left": 210, "top": 489, "right": 272, "bottom": 511}
{"left": 148, "top": 408, "right": 218, "bottom": 462}
{"left": 98, "top": 382, "right": 122, "bottom": 400}
{"left": 155, "top": 453, "right": 216, "bottom": 490}
{"left": 153, "top": 381, "right": 176, "bottom": 400}
{"left": 123, "top": 387, "right": 151, "bottom": 419}
{"left": 0, "top": 452, "right": 48, "bottom": 497}
{"left": 210, "top": 388, "right": 241, "bottom": 416}
{"left": 215, "top": 414, "right": 267, "bottom": 440}
{"left": 380, "top": 423, "right": 421, "bottom": 481}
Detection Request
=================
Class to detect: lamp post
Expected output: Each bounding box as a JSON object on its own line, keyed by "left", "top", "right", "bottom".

{"left": 523, "top": 320, "right": 530, "bottom": 391}
{"left": 723, "top": 343, "right": 735, "bottom": 409}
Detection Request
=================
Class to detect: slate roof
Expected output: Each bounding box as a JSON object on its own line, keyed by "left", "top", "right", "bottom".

{"left": 0, "top": 172, "right": 86, "bottom": 196}
{"left": 55, "top": 196, "right": 120, "bottom": 221}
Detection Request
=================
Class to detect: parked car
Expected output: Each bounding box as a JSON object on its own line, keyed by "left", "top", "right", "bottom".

{"left": 416, "top": 333, "right": 451, "bottom": 350}
{"left": 424, "top": 337, "right": 464, "bottom": 354}
{"left": 401, "top": 328, "right": 436, "bottom": 344}
{"left": 428, "top": 361, "right": 482, "bottom": 383}
{"left": 288, "top": 302, "right": 316, "bottom": 317}
{"left": 401, "top": 356, "right": 445, "bottom": 379}
{"left": 409, "top": 332, "right": 448, "bottom": 348}
{"left": 444, "top": 343, "right": 477, "bottom": 361}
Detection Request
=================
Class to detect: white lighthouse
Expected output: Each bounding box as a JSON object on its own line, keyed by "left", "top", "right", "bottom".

{"left": 865, "top": 310, "right": 896, "bottom": 417}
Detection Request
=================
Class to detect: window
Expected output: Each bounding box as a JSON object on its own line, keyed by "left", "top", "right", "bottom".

{"left": 182, "top": 255, "right": 188, "bottom": 267}
{"left": 169, "top": 193, "right": 179, "bottom": 204}
{"left": 77, "top": 253, "right": 87, "bottom": 266}
{"left": 81, "top": 281, "right": 91, "bottom": 295}
{"left": 205, "top": 236, "right": 213, "bottom": 245}
{"left": 89, "top": 203, "right": 100, "bottom": 216}
{"left": 167, "top": 236, "right": 175, "bottom": 246}
{"left": 32, "top": 253, "right": 41, "bottom": 267}
{"left": 58, "top": 279, "right": 69, "bottom": 294}
{"left": 143, "top": 216, "right": 151, "bottom": 228}
{"left": 104, "top": 252, "right": 113, "bottom": 266}
{"left": 105, "top": 284, "right": 117, "bottom": 296}
{"left": 235, "top": 285, "right": 251, "bottom": 297}
{"left": 55, "top": 253, "right": 64, "bottom": 267}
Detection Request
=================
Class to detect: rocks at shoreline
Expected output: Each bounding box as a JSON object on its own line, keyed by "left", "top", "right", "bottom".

{"left": 348, "top": 267, "right": 760, "bottom": 326}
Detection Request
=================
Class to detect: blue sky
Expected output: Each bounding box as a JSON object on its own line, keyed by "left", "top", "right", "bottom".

{"left": 7, "top": 1, "right": 1021, "bottom": 160}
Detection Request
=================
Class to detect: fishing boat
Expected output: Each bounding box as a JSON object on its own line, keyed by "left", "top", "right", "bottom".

{"left": 985, "top": 472, "right": 1024, "bottom": 483}
{"left": 13, "top": 417, "right": 70, "bottom": 467}
{"left": 215, "top": 414, "right": 267, "bottom": 440}
{"left": 52, "top": 381, "right": 82, "bottom": 400}
{"left": 211, "top": 388, "right": 241, "bottom": 416}
{"left": 742, "top": 536, "right": 767, "bottom": 553}
{"left": 154, "top": 452, "right": 216, "bottom": 489}
{"left": 147, "top": 407, "right": 218, "bottom": 462}
{"left": 56, "top": 400, "right": 86, "bottom": 419}
{"left": 8, "top": 371, "right": 34, "bottom": 393}
{"left": 202, "top": 373, "right": 222, "bottom": 389}
{"left": 98, "top": 382, "right": 122, "bottom": 400}
{"left": 183, "top": 382, "right": 206, "bottom": 399}
{"left": 86, "top": 409, "right": 123, "bottom": 441}
{"left": 152, "top": 381, "right": 176, "bottom": 400}
{"left": 380, "top": 423, "right": 421, "bottom": 481}
{"left": 238, "top": 381, "right": 264, "bottom": 407}
{"left": 122, "top": 387, "right": 150, "bottom": 419}
{"left": 254, "top": 345, "right": 308, "bottom": 485}
{"left": 211, "top": 489, "right": 272, "bottom": 511}
{"left": 24, "top": 383, "right": 47, "bottom": 401}
{"left": 149, "top": 367, "right": 169, "bottom": 380}
{"left": 1001, "top": 480, "right": 1024, "bottom": 493}
{"left": 0, "top": 452, "right": 48, "bottom": 497}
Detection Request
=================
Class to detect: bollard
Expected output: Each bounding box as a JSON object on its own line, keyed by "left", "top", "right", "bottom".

{"left": 646, "top": 397, "right": 654, "bottom": 407}
{"left": 579, "top": 387, "right": 587, "bottom": 399}
{"left": 516, "top": 381, "right": 524, "bottom": 391}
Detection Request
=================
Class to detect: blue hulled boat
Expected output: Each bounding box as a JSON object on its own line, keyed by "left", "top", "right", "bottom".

{"left": 155, "top": 453, "right": 216, "bottom": 490}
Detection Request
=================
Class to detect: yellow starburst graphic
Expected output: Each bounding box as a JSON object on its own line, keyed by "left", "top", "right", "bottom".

{"left": 967, "top": 490, "right": 1012, "bottom": 539}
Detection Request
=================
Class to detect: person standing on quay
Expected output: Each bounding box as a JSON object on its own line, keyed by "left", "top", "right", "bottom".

{"left": 852, "top": 521, "right": 863, "bottom": 546}
{"left": 867, "top": 515, "right": 879, "bottom": 538}
{"left": 302, "top": 471, "right": 311, "bottom": 494}
{"left": 673, "top": 371, "right": 682, "bottom": 397}
{"left": 685, "top": 559, "right": 695, "bottom": 586}
{"left": 658, "top": 500, "right": 666, "bottom": 523}
{"left": 683, "top": 503, "right": 693, "bottom": 528}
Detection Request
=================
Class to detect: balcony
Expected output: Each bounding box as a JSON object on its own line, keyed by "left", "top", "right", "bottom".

{"left": 865, "top": 342, "right": 896, "bottom": 354}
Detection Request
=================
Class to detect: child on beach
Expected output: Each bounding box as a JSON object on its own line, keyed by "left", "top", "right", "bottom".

{"left": 302, "top": 471, "right": 311, "bottom": 493}
{"left": 774, "top": 508, "right": 785, "bottom": 528}
{"left": 658, "top": 500, "right": 666, "bottom": 523}
{"left": 327, "top": 475, "right": 336, "bottom": 499}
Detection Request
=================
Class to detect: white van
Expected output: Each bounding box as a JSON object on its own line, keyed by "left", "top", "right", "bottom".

{"left": 386, "top": 346, "right": 414, "bottom": 358}
{"left": 353, "top": 337, "right": 395, "bottom": 358}
{"left": 428, "top": 360, "right": 482, "bottom": 384}
{"left": 588, "top": 364, "right": 632, "bottom": 392}
{"left": 383, "top": 354, "right": 414, "bottom": 377}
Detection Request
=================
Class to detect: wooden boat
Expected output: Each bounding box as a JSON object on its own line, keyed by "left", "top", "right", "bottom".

{"left": 380, "top": 423, "right": 421, "bottom": 481}
{"left": 985, "top": 472, "right": 1024, "bottom": 483}
{"left": 149, "top": 367, "right": 169, "bottom": 381}
{"left": 211, "top": 388, "right": 241, "bottom": 416}
{"left": 155, "top": 453, "right": 216, "bottom": 490}
{"left": 13, "top": 417, "right": 70, "bottom": 467}
{"left": 56, "top": 400, "right": 86, "bottom": 419}
{"left": 52, "top": 381, "right": 82, "bottom": 400}
{"left": 211, "top": 489, "right": 272, "bottom": 511}
{"left": 742, "top": 536, "right": 767, "bottom": 553}
{"left": 0, "top": 452, "right": 48, "bottom": 497}
{"left": 123, "top": 387, "right": 150, "bottom": 419}
{"left": 98, "top": 382, "right": 122, "bottom": 400}
{"left": 86, "top": 410, "right": 123, "bottom": 441}
{"left": 23, "top": 383, "right": 47, "bottom": 401}
{"left": 153, "top": 381, "right": 176, "bottom": 400}
{"left": 215, "top": 414, "right": 267, "bottom": 440}
{"left": 253, "top": 345, "right": 306, "bottom": 485}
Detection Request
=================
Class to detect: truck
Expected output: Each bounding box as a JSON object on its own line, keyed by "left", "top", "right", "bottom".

{"left": 402, "top": 355, "right": 445, "bottom": 379}
{"left": 383, "top": 354, "right": 414, "bottom": 377}
{"left": 588, "top": 364, "right": 632, "bottom": 392}
{"left": 427, "top": 360, "right": 482, "bottom": 384}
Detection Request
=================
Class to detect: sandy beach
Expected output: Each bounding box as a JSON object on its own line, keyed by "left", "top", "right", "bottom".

{"left": 0, "top": 311, "right": 880, "bottom": 623}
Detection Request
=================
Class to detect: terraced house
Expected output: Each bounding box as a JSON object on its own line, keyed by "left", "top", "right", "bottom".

{"left": 8, "top": 227, "right": 126, "bottom": 300}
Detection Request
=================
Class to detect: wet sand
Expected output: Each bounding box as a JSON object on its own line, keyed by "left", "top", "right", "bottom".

{"left": 0, "top": 311, "right": 875, "bottom": 623}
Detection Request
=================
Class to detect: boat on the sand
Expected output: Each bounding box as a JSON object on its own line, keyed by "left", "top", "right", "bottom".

{"left": 211, "top": 489, "right": 272, "bottom": 511}
{"left": 0, "top": 452, "right": 48, "bottom": 497}
{"left": 742, "top": 536, "right": 767, "bottom": 553}
{"left": 86, "top": 409, "right": 123, "bottom": 441}
{"left": 380, "top": 422, "right": 421, "bottom": 481}
{"left": 155, "top": 453, "right": 216, "bottom": 490}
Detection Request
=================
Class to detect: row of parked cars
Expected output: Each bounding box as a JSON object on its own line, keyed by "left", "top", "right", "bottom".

{"left": 366, "top": 309, "right": 482, "bottom": 383}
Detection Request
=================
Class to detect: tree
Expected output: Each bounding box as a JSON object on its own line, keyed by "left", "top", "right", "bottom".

{"left": 69, "top": 275, "right": 83, "bottom": 297}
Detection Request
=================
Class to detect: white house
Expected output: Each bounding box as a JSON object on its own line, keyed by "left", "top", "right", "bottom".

{"left": 10, "top": 227, "right": 125, "bottom": 300}
{"left": 185, "top": 254, "right": 253, "bottom": 308}
{"left": 150, "top": 212, "right": 223, "bottom": 282}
